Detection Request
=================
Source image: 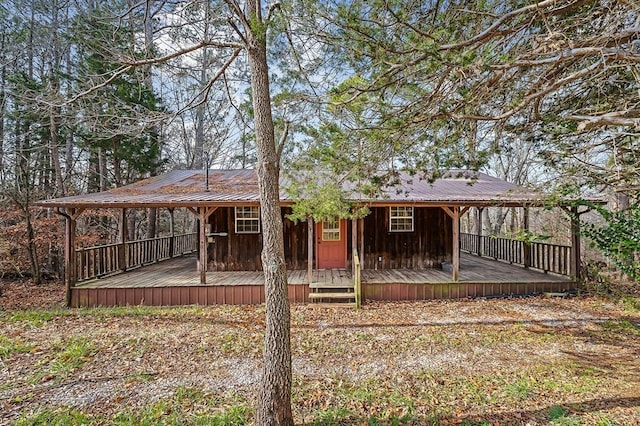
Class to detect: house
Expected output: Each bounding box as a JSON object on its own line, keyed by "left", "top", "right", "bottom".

{"left": 37, "top": 169, "right": 582, "bottom": 307}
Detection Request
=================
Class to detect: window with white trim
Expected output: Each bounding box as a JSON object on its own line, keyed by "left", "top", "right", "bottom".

{"left": 322, "top": 219, "right": 340, "bottom": 241}
{"left": 235, "top": 206, "right": 260, "bottom": 233}
{"left": 389, "top": 206, "right": 414, "bottom": 232}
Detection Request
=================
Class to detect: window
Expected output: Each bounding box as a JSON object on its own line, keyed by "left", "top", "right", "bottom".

{"left": 322, "top": 219, "right": 340, "bottom": 241}
{"left": 235, "top": 206, "right": 260, "bottom": 233}
{"left": 389, "top": 206, "right": 414, "bottom": 232}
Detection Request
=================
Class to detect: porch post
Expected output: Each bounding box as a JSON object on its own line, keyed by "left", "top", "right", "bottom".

{"left": 358, "top": 217, "right": 364, "bottom": 264}
{"left": 351, "top": 217, "right": 358, "bottom": 267}
{"left": 118, "top": 208, "right": 127, "bottom": 272}
{"left": 569, "top": 206, "right": 581, "bottom": 279}
{"left": 63, "top": 208, "right": 77, "bottom": 307}
{"left": 199, "top": 208, "right": 208, "bottom": 284}
{"left": 476, "top": 206, "right": 484, "bottom": 256}
{"left": 168, "top": 208, "right": 175, "bottom": 257}
{"left": 452, "top": 206, "right": 460, "bottom": 282}
{"left": 307, "top": 217, "right": 313, "bottom": 284}
{"left": 523, "top": 207, "right": 531, "bottom": 269}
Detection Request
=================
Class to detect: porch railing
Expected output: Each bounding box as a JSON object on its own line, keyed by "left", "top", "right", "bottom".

{"left": 460, "top": 232, "right": 571, "bottom": 276}
{"left": 353, "top": 249, "right": 362, "bottom": 309}
{"left": 75, "top": 232, "right": 198, "bottom": 282}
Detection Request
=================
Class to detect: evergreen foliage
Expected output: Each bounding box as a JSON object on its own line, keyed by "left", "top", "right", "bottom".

{"left": 582, "top": 204, "right": 640, "bottom": 281}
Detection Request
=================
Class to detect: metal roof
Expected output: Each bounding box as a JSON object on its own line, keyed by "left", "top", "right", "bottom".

{"left": 36, "top": 169, "right": 560, "bottom": 209}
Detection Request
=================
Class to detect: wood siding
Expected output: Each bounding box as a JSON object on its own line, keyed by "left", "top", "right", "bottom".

{"left": 362, "top": 280, "right": 577, "bottom": 302}
{"left": 362, "top": 207, "right": 452, "bottom": 269}
{"left": 71, "top": 279, "right": 577, "bottom": 308}
{"left": 72, "top": 284, "right": 311, "bottom": 307}
{"left": 206, "top": 207, "right": 308, "bottom": 271}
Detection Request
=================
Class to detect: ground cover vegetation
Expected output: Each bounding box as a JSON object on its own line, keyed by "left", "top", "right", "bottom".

{"left": 1, "top": 283, "right": 639, "bottom": 425}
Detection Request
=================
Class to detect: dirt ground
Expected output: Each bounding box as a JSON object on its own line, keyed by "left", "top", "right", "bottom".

{"left": 1, "top": 280, "right": 639, "bottom": 425}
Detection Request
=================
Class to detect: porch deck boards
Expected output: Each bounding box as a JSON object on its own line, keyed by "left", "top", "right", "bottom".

{"left": 76, "top": 253, "right": 567, "bottom": 289}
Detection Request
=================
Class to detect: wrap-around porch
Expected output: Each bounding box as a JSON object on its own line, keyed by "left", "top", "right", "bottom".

{"left": 70, "top": 252, "right": 575, "bottom": 308}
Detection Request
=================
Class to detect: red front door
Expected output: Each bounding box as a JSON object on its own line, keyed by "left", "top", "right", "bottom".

{"left": 316, "top": 219, "right": 347, "bottom": 269}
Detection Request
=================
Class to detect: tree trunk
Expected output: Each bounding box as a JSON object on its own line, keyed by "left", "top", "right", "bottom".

{"left": 146, "top": 208, "right": 157, "bottom": 239}
{"left": 246, "top": 2, "right": 293, "bottom": 423}
{"left": 49, "top": 105, "right": 65, "bottom": 196}
{"left": 144, "top": 0, "right": 158, "bottom": 240}
{"left": 0, "top": 31, "right": 5, "bottom": 174}
{"left": 127, "top": 212, "right": 137, "bottom": 242}
{"left": 24, "top": 206, "right": 41, "bottom": 285}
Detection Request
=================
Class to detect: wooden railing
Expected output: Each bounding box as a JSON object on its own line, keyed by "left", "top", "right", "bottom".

{"left": 460, "top": 232, "right": 571, "bottom": 276}
{"left": 353, "top": 249, "right": 362, "bottom": 309}
{"left": 75, "top": 233, "right": 197, "bottom": 282}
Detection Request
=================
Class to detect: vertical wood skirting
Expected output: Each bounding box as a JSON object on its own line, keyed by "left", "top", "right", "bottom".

{"left": 307, "top": 217, "right": 313, "bottom": 284}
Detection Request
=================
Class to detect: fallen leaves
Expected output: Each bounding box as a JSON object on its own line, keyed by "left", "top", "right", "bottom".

{"left": 0, "top": 286, "right": 639, "bottom": 424}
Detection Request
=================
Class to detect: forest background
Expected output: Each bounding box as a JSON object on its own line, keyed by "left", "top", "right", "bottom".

{"left": 0, "top": 0, "right": 638, "bottom": 286}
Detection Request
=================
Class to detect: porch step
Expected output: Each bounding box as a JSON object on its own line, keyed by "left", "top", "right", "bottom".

{"left": 309, "top": 302, "right": 357, "bottom": 309}
{"left": 309, "top": 292, "right": 355, "bottom": 300}
{"left": 309, "top": 282, "right": 354, "bottom": 289}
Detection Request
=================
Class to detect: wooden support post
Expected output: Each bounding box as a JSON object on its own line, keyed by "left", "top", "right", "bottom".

{"left": 476, "top": 207, "right": 484, "bottom": 256}
{"left": 168, "top": 208, "right": 175, "bottom": 257}
{"left": 58, "top": 207, "right": 83, "bottom": 307}
{"left": 199, "top": 208, "right": 208, "bottom": 284}
{"left": 351, "top": 217, "right": 357, "bottom": 268}
{"left": 198, "top": 206, "right": 218, "bottom": 284}
{"left": 307, "top": 217, "right": 313, "bottom": 284}
{"left": 569, "top": 206, "right": 581, "bottom": 279}
{"left": 118, "top": 208, "right": 127, "bottom": 272}
{"left": 452, "top": 206, "right": 460, "bottom": 282}
{"left": 358, "top": 217, "right": 364, "bottom": 264}
{"left": 63, "top": 209, "right": 77, "bottom": 307}
{"left": 523, "top": 207, "right": 531, "bottom": 269}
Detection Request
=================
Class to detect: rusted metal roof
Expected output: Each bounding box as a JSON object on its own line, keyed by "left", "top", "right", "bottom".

{"left": 36, "top": 169, "right": 561, "bottom": 209}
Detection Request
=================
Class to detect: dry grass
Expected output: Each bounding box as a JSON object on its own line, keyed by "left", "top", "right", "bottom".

{"left": 0, "top": 283, "right": 639, "bottom": 425}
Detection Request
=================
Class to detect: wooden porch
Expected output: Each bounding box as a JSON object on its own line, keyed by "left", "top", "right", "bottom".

{"left": 70, "top": 253, "right": 575, "bottom": 307}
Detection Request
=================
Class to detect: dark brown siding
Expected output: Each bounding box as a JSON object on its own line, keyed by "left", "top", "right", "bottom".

{"left": 71, "top": 284, "right": 311, "bottom": 307}
{"left": 206, "top": 207, "right": 308, "bottom": 271}
{"left": 362, "top": 280, "right": 577, "bottom": 301}
{"left": 282, "top": 207, "right": 309, "bottom": 270}
{"left": 70, "top": 280, "right": 577, "bottom": 307}
{"left": 362, "top": 207, "right": 452, "bottom": 269}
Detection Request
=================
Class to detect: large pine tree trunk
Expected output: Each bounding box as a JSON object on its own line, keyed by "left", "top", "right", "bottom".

{"left": 245, "top": 2, "right": 293, "bottom": 423}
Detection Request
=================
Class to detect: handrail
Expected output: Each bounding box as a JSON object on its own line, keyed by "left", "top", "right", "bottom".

{"left": 74, "top": 232, "right": 197, "bottom": 282}
{"left": 460, "top": 232, "right": 571, "bottom": 276}
{"left": 353, "top": 248, "right": 362, "bottom": 309}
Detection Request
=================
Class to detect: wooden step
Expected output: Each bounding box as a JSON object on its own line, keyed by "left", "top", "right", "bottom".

{"left": 309, "top": 282, "right": 354, "bottom": 289}
{"left": 309, "top": 292, "right": 356, "bottom": 299}
{"left": 309, "top": 302, "right": 357, "bottom": 309}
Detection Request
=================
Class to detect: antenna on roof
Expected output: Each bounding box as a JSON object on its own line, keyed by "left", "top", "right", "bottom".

{"left": 203, "top": 152, "right": 210, "bottom": 192}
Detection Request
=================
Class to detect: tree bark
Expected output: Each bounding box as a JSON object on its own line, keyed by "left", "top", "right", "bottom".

{"left": 24, "top": 206, "right": 41, "bottom": 285}
{"left": 49, "top": 104, "right": 65, "bottom": 197}
{"left": 245, "top": 1, "right": 293, "bottom": 423}
{"left": 144, "top": 0, "right": 158, "bottom": 240}
{"left": 0, "top": 31, "right": 5, "bottom": 175}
